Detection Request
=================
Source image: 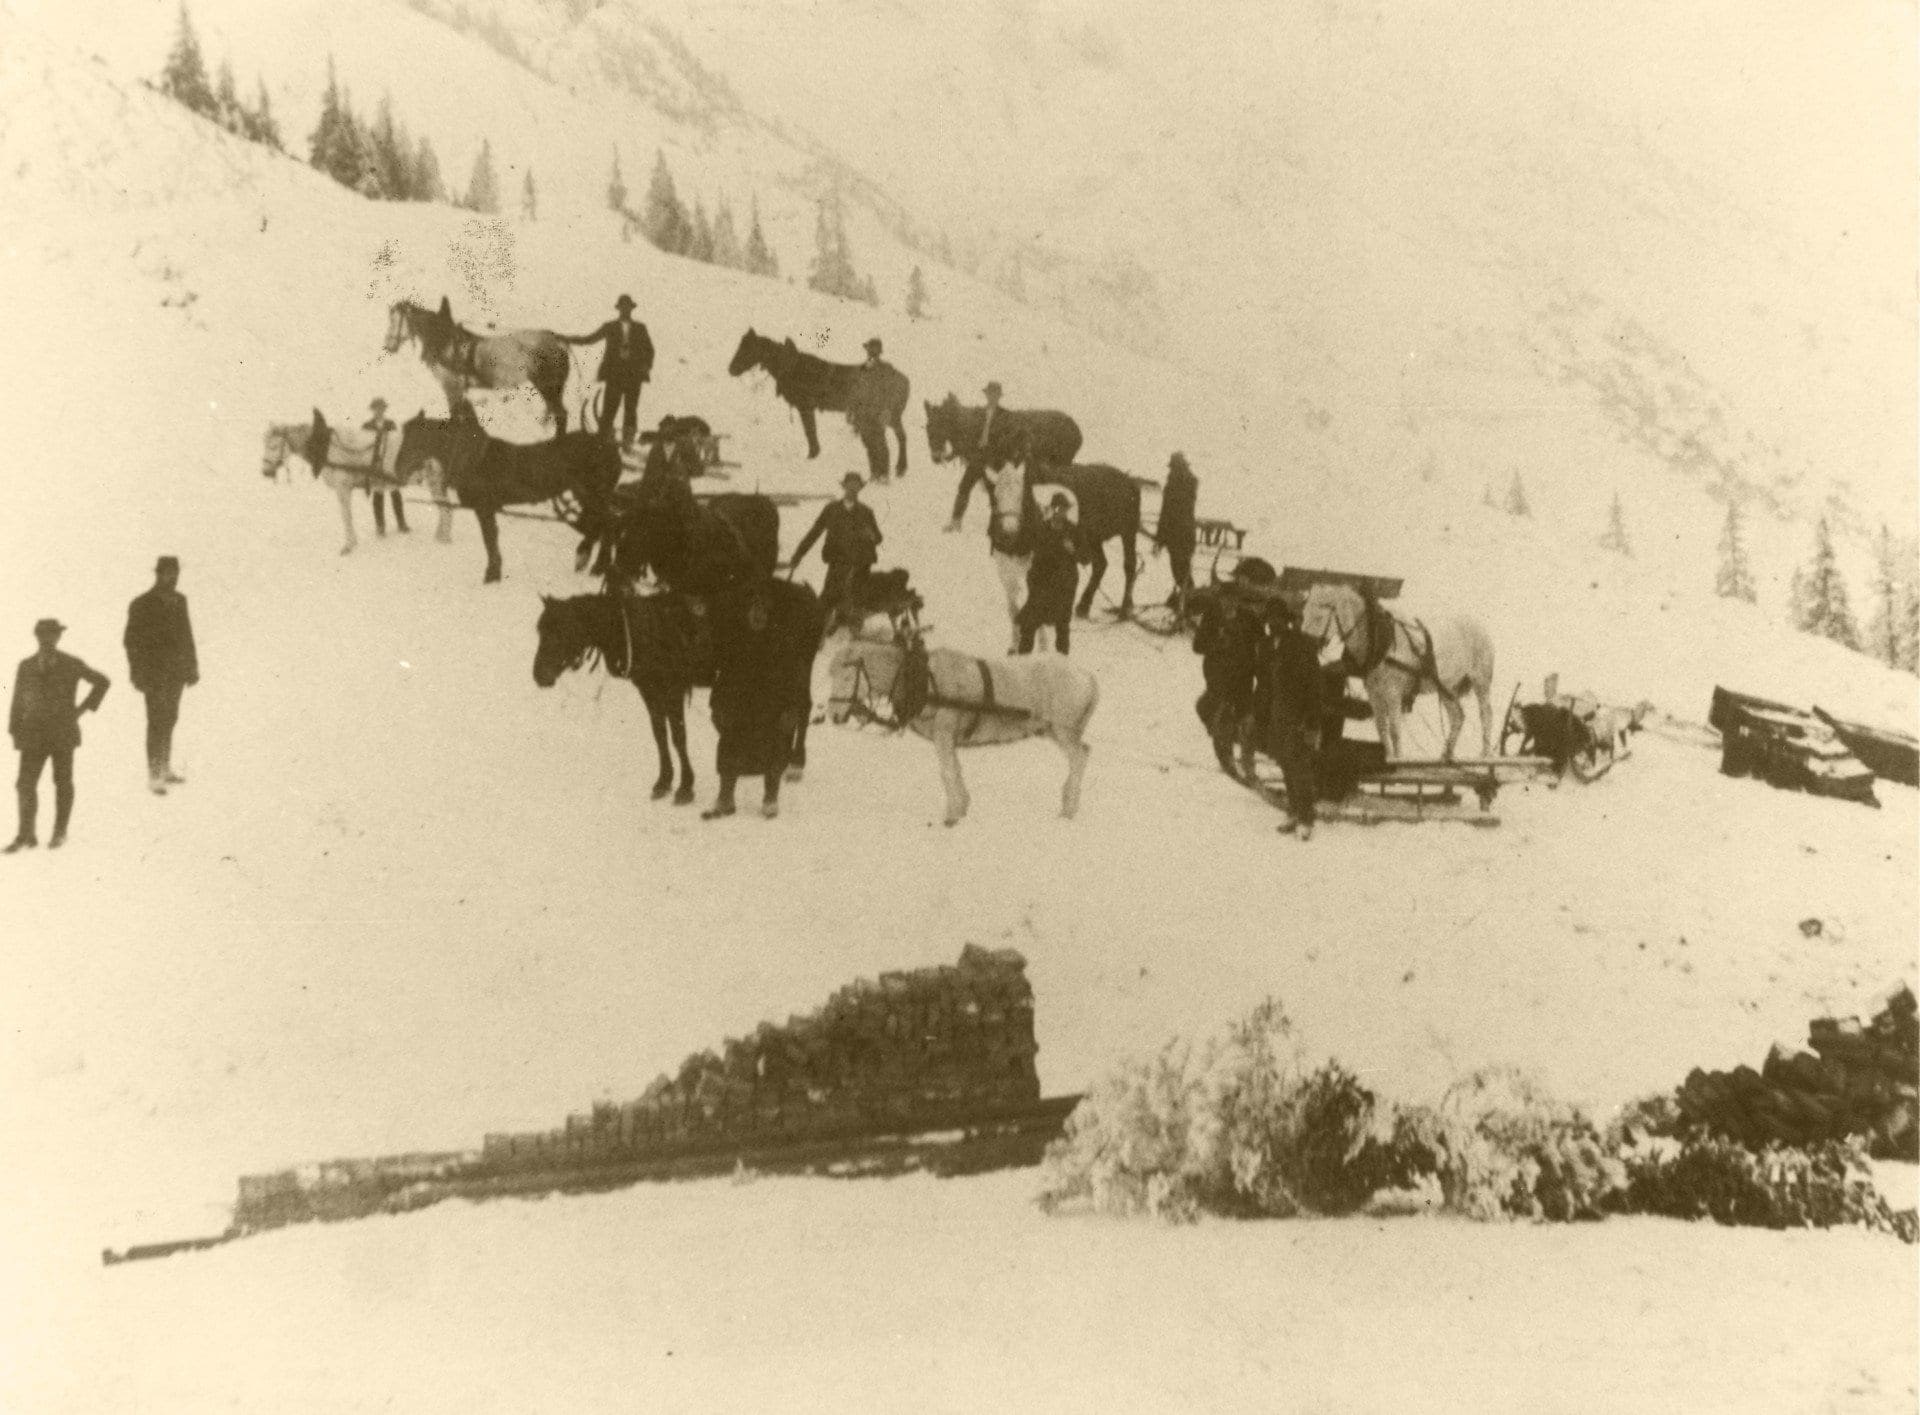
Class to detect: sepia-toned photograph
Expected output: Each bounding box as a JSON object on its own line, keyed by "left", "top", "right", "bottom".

{"left": 1, "top": 0, "right": 1915, "bottom": 1409}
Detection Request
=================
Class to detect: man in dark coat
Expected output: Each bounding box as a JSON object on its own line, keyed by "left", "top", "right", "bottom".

{"left": 851, "top": 338, "right": 896, "bottom": 484}
{"left": 1257, "top": 601, "right": 1327, "bottom": 841}
{"left": 789, "top": 473, "right": 882, "bottom": 620}
{"left": 124, "top": 555, "right": 199, "bottom": 794}
{"left": 946, "top": 380, "right": 1004, "bottom": 532}
{"left": 561, "top": 294, "right": 655, "bottom": 448}
{"left": 1155, "top": 451, "right": 1199, "bottom": 608}
{"left": 7, "top": 618, "right": 110, "bottom": 852}
{"left": 703, "top": 583, "right": 820, "bottom": 821}
{"left": 1017, "top": 493, "right": 1080, "bottom": 655}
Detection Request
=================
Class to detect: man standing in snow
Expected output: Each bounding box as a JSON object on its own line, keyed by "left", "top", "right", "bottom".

{"left": 789, "top": 473, "right": 883, "bottom": 621}
{"left": 1259, "top": 600, "right": 1326, "bottom": 841}
{"left": 851, "top": 338, "right": 895, "bottom": 484}
{"left": 1017, "top": 493, "right": 1081, "bottom": 655}
{"left": 7, "top": 618, "right": 110, "bottom": 852}
{"left": 561, "top": 294, "right": 654, "bottom": 449}
{"left": 1155, "top": 451, "right": 1199, "bottom": 610}
{"left": 123, "top": 555, "right": 199, "bottom": 795}
{"left": 946, "top": 379, "right": 1005, "bottom": 532}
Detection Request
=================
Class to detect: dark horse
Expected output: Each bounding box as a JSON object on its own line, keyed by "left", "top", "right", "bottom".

{"left": 602, "top": 483, "right": 781, "bottom": 599}
{"left": 923, "top": 394, "right": 1083, "bottom": 471}
{"left": 394, "top": 406, "right": 621, "bottom": 583}
{"left": 385, "top": 297, "right": 572, "bottom": 433}
{"left": 987, "top": 457, "right": 1143, "bottom": 619}
{"left": 702, "top": 578, "right": 825, "bottom": 820}
{"left": 533, "top": 590, "right": 707, "bottom": 804}
{"left": 726, "top": 328, "right": 910, "bottom": 480}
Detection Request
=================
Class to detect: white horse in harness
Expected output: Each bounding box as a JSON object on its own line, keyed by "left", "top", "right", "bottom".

{"left": 825, "top": 618, "right": 1099, "bottom": 826}
{"left": 260, "top": 412, "right": 450, "bottom": 555}
{"left": 1297, "top": 581, "right": 1496, "bottom": 761}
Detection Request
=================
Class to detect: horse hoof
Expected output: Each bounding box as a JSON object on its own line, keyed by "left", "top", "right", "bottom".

{"left": 1074, "top": 607, "right": 1091, "bottom": 620}
{"left": 943, "top": 817, "right": 961, "bottom": 828}
{"left": 674, "top": 789, "right": 696, "bottom": 806}
{"left": 783, "top": 767, "right": 804, "bottom": 784}
{"left": 650, "top": 784, "right": 672, "bottom": 801}
{"left": 761, "top": 801, "right": 779, "bottom": 819}
{"left": 701, "top": 805, "right": 735, "bottom": 821}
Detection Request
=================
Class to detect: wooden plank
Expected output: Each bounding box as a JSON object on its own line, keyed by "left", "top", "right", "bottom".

{"left": 1278, "top": 565, "right": 1404, "bottom": 600}
{"left": 1317, "top": 796, "right": 1500, "bottom": 828}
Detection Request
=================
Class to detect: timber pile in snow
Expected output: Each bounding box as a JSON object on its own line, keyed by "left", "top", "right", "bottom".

{"left": 228, "top": 946, "right": 1047, "bottom": 1235}
{"left": 1675, "top": 984, "right": 1919, "bottom": 1159}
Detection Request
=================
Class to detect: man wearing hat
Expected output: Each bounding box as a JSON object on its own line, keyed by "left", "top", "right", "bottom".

{"left": 789, "top": 472, "right": 883, "bottom": 620}
{"left": 1154, "top": 451, "right": 1199, "bottom": 610}
{"left": 851, "top": 338, "right": 897, "bottom": 485}
{"left": 123, "top": 555, "right": 200, "bottom": 795}
{"left": 561, "top": 294, "right": 655, "bottom": 448}
{"left": 1017, "top": 492, "right": 1081, "bottom": 656}
{"left": 946, "top": 380, "right": 1005, "bottom": 532}
{"left": 1256, "top": 597, "right": 1327, "bottom": 842}
{"left": 362, "top": 397, "right": 408, "bottom": 537}
{"left": 7, "top": 618, "right": 110, "bottom": 852}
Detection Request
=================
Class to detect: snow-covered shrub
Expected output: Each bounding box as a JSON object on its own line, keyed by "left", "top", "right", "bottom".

{"left": 1037, "top": 1038, "right": 1203, "bottom": 1221}
{"left": 1623, "top": 1135, "right": 1915, "bottom": 1240}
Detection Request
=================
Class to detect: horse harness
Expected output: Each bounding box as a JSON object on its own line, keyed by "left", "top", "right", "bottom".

{"left": 846, "top": 636, "right": 1027, "bottom": 741}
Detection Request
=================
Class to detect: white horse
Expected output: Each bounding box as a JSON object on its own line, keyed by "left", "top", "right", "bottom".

{"left": 985, "top": 461, "right": 1078, "bottom": 654}
{"left": 1298, "top": 582, "right": 1496, "bottom": 760}
{"left": 825, "top": 622, "right": 1099, "bottom": 826}
{"left": 260, "top": 416, "right": 451, "bottom": 555}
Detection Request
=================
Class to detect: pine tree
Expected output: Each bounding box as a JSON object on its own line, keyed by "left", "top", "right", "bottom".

{"left": 606, "top": 149, "right": 628, "bottom": 214}
{"left": 1866, "top": 525, "right": 1906, "bottom": 668}
{"left": 1714, "top": 501, "right": 1757, "bottom": 603}
{"left": 366, "top": 96, "right": 409, "bottom": 201}
{"left": 160, "top": 2, "right": 216, "bottom": 118}
{"left": 308, "top": 60, "right": 364, "bottom": 189}
{"left": 245, "top": 77, "right": 282, "bottom": 151}
{"left": 411, "top": 136, "right": 445, "bottom": 203}
{"left": 213, "top": 59, "right": 240, "bottom": 133}
{"left": 743, "top": 195, "right": 778, "bottom": 277}
{"left": 710, "top": 197, "right": 742, "bottom": 269}
{"left": 687, "top": 200, "right": 715, "bottom": 263}
{"left": 1599, "top": 492, "right": 1631, "bottom": 556}
{"left": 1898, "top": 577, "right": 1920, "bottom": 674}
{"left": 808, "top": 190, "right": 860, "bottom": 299}
{"left": 464, "top": 138, "right": 500, "bottom": 213}
{"left": 521, "top": 169, "right": 538, "bottom": 221}
{"left": 905, "top": 265, "right": 929, "bottom": 319}
{"left": 643, "top": 149, "right": 690, "bottom": 254}
{"left": 1505, "top": 472, "right": 1530, "bottom": 517}
{"left": 1791, "top": 518, "right": 1861, "bottom": 650}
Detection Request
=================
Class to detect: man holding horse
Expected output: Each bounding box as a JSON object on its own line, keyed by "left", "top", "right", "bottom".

{"left": 7, "top": 618, "right": 110, "bottom": 852}
{"left": 789, "top": 473, "right": 882, "bottom": 620}
{"left": 945, "top": 380, "right": 1005, "bottom": 533}
{"left": 1018, "top": 493, "right": 1080, "bottom": 656}
{"left": 561, "top": 294, "right": 654, "bottom": 448}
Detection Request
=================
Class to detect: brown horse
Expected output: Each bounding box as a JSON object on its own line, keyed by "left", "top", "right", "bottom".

{"left": 385, "top": 297, "right": 572, "bottom": 433}
{"left": 727, "top": 328, "right": 910, "bottom": 478}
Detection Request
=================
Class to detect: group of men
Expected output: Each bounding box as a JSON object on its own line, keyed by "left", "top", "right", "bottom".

{"left": 6, "top": 557, "right": 199, "bottom": 853}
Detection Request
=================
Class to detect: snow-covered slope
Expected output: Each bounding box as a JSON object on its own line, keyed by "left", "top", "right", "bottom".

{"left": 0, "top": 9, "right": 1914, "bottom": 1411}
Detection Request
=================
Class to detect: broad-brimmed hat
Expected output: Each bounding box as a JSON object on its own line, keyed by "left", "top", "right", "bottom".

{"left": 155, "top": 555, "right": 180, "bottom": 574}
{"left": 983, "top": 381, "right": 1003, "bottom": 399}
{"left": 615, "top": 294, "right": 636, "bottom": 311}
{"left": 864, "top": 338, "right": 883, "bottom": 356}
{"left": 1168, "top": 451, "right": 1189, "bottom": 472}
{"left": 369, "top": 396, "right": 389, "bottom": 413}
{"left": 841, "top": 472, "right": 865, "bottom": 491}
{"left": 32, "top": 618, "right": 64, "bottom": 638}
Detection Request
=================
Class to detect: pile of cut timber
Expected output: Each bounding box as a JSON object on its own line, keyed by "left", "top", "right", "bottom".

{"left": 1675, "top": 984, "right": 1918, "bottom": 1159}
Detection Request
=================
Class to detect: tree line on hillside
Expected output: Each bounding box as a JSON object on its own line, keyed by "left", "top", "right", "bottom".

{"left": 1490, "top": 470, "right": 1917, "bottom": 674}
{"left": 155, "top": 3, "right": 282, "bottom": 150}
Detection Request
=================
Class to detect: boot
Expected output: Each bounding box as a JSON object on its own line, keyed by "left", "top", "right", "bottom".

{"left": 701, "top": 778, "right": 738, "bottom": 820}
{"left": 48, "top": 829, "right": 65, "bottom": 849}
{"left": 149, "top": 773, "right": 168, "bottom": 796}
{"left": 3, "top": 836, "right": 35, "bottom": 854}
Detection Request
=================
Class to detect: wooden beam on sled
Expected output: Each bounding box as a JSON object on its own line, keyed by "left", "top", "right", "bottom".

{"left": 1278, "top": 566, "right": 1404, "bottom": 600}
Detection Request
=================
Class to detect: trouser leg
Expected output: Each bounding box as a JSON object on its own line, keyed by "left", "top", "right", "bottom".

{"left": 1054, "top": 614, "right": 1071, "bottom": 655}
{"left": 370, "top": 490, "right": 387, "bottom": 535}
{"left": 15, "top": 747, "right": 48, "bottom": 841}
{"left": 145, "top": 684, "right": 182, "bottom": 776}
{"left": 1278, "top": 721, "right": 1319, "bottom": 826}
{"left": 50, "top": 749, "right": 73, "bottom": 837}
{"left": 950, "top": 461, "right": 986, "bottom": 525}
{"left": 614, "top": 381, "right": 640, "bottom": 446}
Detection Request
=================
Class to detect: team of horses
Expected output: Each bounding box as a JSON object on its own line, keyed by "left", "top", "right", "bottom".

{"left": 264, "top": 293, "right": 1504, "bottom": 827}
